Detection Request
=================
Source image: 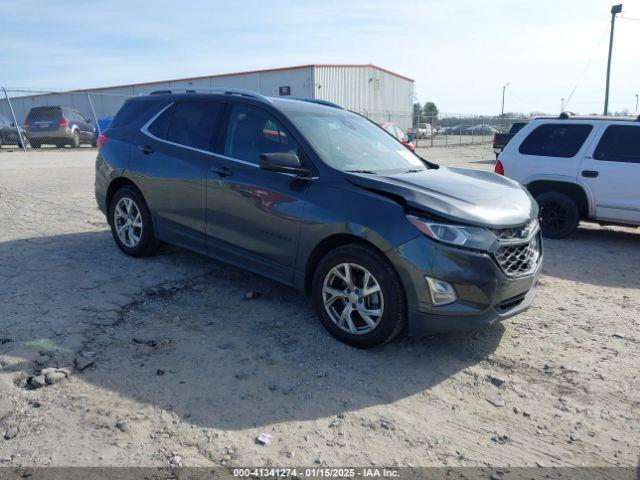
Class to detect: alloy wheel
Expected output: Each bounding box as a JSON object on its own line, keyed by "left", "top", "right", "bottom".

{"left": 539, "top": 200, "right": 568, "bottom": 232}
{"left": 322, "top": 262, "right": 384, "bottom": 335}
{"left": 113, "top": 197, "right": 143, "bottom": 248}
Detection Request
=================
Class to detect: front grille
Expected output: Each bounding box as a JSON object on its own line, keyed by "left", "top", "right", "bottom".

{"left": 493, "top": 232, "right": 541, "bottom": 277}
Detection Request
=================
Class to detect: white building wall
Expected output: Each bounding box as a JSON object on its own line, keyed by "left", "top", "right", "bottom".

{"left": 1, "top": 65, "right": 410, "bottom": 128}
{"left": 313, "top": 65, "right": 414, "bottom": 132}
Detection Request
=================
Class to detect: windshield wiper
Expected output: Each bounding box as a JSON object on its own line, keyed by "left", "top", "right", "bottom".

{"left": 345, "top": 169, "right": 378, "bottom": 174}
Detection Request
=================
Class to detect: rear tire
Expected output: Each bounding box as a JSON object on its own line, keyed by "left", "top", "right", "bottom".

{"left": 535, "top": 191, "right": 580, "bottom": 239}
{"left": 312, "top": 244, "right": 406, "bottom": 348}
{"left": 70, "top": 131, "right": 80, "bottom": 148}
{"left": 108, "top": 186, "right": 159, "bottom": 257}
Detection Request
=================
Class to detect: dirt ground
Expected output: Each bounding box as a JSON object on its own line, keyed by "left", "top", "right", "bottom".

{"left": 0, "top": 144, "right": 638, "bottom": 468}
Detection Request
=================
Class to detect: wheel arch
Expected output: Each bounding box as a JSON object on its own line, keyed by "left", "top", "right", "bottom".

{"left": 303, "top": 234, "right": 389, "bottom": 295}
{"left": 106, "top": 177, "right": 145, "bottom": 215}
{"left": 526, "top": 180, "right": 591, "bottom": 219}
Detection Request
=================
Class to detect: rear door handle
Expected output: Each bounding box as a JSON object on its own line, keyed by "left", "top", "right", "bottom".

{"left": 138, "top": 145, "right": 154, "bottom": 154}
{"left": 210, "top": 165, "right": 233, "bottom": 177}
{"left": 581, "top": 170, "right": 599, "bottom": 178}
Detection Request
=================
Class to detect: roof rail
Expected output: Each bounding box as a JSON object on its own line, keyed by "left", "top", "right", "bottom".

{"left": 286, "top": 97, "right": 343, "bottom": 109}
{"left": 533, "top": 112, "right": 638, "bottom": 122}
{"left": 147, "top": 88, "right": 272, "bottom": 103}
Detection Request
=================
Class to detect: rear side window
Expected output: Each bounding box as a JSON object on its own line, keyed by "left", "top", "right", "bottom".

{"left": 224, "top": 105, "right": 299, "bottom": 165}
{"left": 593, "top": 125, "right": 640, "bottom": 164}
{"left": 519, "top": 123, "right": 592, "bottom": 158}
{"left": 166, "top": 101, "right": 224, "bottom": 151}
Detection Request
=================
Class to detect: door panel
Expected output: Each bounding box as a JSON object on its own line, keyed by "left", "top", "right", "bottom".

{"left": 205, "top": 104, "right": 310, "bottom": 284}
{"left": 130, "top": 100, "right": 225, "bottom": 252}
{"left": 581, "top": 124, "right": 640, "bottom": 223}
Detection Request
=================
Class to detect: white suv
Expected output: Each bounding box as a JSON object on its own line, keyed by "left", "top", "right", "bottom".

{"left": 496, "top": 115, "right": 640, "bottom": 238}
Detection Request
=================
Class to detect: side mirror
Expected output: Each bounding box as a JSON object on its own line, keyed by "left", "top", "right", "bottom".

{"left": 259, "top": 153, "right": 311, "bottom": 177}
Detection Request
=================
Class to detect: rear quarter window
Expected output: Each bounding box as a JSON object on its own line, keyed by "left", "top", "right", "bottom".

{"left": 519, "top": 123, "right": 593, "bottom": 158}
{"left": 109, "top": 99, "right": 165, "bottom": 129}
{"left": 593, "top": 125, "right": 640, "bottom": 164}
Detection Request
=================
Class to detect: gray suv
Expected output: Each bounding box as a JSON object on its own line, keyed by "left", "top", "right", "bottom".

{"left": 25, "top": 106, "right": 96, "bottom": 148}
{"left": 95, "top": 90, "right": 542, "bottom": 348}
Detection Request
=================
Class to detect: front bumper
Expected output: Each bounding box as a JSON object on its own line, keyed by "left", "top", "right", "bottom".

{"left": 387, "top": 235, "right": 542, "bottom": 335}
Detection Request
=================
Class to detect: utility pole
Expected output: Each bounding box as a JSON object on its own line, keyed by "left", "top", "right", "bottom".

{"left": 604, "top": 4, "right": 623, "bottom": 115}
{"left": 501, "top": 82, "right": 510, "bottom": 116}
{"left": 635, "top": 94, "right": 639, "bottom": 113}
{"left": 561, "top": 98, "right": 565, "bottom": 113}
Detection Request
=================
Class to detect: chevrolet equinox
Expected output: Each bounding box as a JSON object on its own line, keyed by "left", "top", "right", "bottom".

{"left": 95, "top": 90, "right": 542, "bottom": 348}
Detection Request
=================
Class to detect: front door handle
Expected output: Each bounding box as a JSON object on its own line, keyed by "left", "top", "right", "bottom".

{"left": 138, "top": 145, "right": 154, "bottom": 154}
{"left": 211, "top": 165, "right": 233, "bottom": 177}
{"left": 581, "top": 170, "right": 599, "bottom": 178}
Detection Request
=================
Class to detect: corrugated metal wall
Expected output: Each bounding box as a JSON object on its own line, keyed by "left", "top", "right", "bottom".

{"left": 1, "top": 67, "right": 315, "bottom": 124}
{"left": 1, "top": 65, "right": 412, "bottom": 130}
{"left": 313, "top": 66, "right": 414, "bottom": 132}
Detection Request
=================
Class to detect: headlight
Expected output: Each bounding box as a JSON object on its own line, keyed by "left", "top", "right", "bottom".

{"left": 407, "top": 215, "right": 497, "bottom": 251}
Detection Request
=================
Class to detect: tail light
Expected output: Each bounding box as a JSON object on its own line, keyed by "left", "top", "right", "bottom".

{"left": 59, "top": 117, "right": 69, "bottom": 127}
{"left": 494, "top": 160, "right": 504, "bottom": 175}
{"left": 23, "top": 120, "right": 29, "bottom": 129}
{"left": 97, "top": 134, "right": 108, "bottom": 150}
{"left": 492, "top": 134, "right": 497, "bottom": 147}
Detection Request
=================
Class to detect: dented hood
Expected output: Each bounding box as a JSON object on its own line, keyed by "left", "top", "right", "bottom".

{"left": 346, "top": 166, "right": 537, "bottom": 228}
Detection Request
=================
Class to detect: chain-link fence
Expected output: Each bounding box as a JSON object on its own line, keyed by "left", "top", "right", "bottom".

{"left": 0, "top": 88, "right": 135, "bottom": 151}
{"left": 1, "top": 87, "right": 530, "bottom": 152}
{"left": 353, "top": 109, "right": 529, "bottom": 149}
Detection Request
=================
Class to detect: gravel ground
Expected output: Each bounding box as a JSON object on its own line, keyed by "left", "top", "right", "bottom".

{"left": 0, "top": 144, "right": 638, "bottom": 468}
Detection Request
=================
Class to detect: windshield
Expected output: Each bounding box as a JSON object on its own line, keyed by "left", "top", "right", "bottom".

{"left": 287, "top": 109, "right": 427, "bottom": 173}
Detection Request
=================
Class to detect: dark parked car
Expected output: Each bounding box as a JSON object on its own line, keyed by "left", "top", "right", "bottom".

{"left": 493, "top": 122, "right": 527, "bottom": 159}
{"left": 0, "top": 113, "right": 27, "bottom": 148}
{"left": 95, "top": 90, "right": 542, "bottom": 348}
{"left": 25, "top": 106, "right": 96, "bottom": 148}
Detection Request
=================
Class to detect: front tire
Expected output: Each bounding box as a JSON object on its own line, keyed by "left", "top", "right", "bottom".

{"left": 108, "top": 186, "right": 158, "bottom": 257}
{"left": 312, "top": 244, "right": 406, "bottom": 348}
{"left": 535, "top": 191, "right": 580, "bottom": 238}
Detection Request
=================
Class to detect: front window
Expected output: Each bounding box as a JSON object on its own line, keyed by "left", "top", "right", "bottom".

{"left": 593, "top": 125, "right": 640, "bottom": 164}
{"left": 287, "top": 110, "right": 426, "bottom": 173}
{"left": 225, "top": 105, "right": 300, "bottom": 165}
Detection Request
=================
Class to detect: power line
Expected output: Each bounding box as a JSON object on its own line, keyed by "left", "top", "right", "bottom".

{"left": 564, "top": 22, "right": 610, "bottom": 110}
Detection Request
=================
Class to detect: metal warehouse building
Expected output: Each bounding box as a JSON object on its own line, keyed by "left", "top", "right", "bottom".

{"left": 2, "top": 64, "right": 414, "bottom": 132}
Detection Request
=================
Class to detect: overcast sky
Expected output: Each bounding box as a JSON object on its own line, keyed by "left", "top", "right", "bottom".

{"left": 1, "top": 0, "right": 638, "bottom": 115}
